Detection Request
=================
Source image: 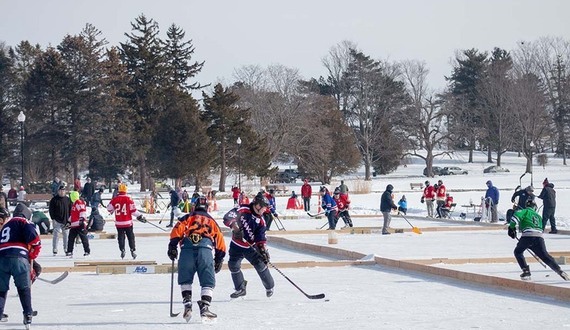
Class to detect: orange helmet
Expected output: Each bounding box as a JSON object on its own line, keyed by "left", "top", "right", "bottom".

{"left": 118, "top": 183, "right": 127, "bottom": 193}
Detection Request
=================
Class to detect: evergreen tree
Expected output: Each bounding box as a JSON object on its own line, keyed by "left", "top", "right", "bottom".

{"left": 163, "top": 23, "right": 205, "bottom": 91}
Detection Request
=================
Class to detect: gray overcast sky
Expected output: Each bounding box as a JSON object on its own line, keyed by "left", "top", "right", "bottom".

{"left": 1, "top": 0, "right": 569, "bottom": 92}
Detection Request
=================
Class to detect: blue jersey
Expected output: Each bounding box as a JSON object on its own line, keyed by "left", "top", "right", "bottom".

{"left": 223, "top": 204, "right": 267, "bottom": 249}
{"left": 0, "top": 216, "right": 41, "bottom": 258}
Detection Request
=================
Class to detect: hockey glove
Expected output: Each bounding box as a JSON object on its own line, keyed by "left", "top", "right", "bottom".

{"left": 28, "top": 244, "right": 41, "bottom": 260}
{"left": 167, "top": 246, "right": 178, "bottom": 260}
{"left": 507, "top": 227, "right": 517, "bottom": 239}
{"left": 214, "top": 259, "right": 223, "bottom": 273}
{"left": 63, "top": 222, "right": 71, "bottom": 230}
{"left": 257, "top": 244, "right": 270, "bottom": 264}
{"left": 137, "top": 215, "right": 147, "bottom": 223}
{"left": 231, "top": 223, "right": 244, "bottom": 241}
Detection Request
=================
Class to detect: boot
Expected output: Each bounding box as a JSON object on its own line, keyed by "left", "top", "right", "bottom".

{"left": 120, "top": 250, "right": 126, "bottom": 259}
{"left": 230, "top": 280, "right": 247, "bottom": 298}
{"left": 197, "top": 300, "right": 217, "bottom": 319}
{"left": 520, "top": 266, "right": 531, "bottom": 280}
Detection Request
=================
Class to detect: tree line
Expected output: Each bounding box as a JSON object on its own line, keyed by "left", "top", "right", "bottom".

{"left": 0, "top": 14, "right": 568, "bottom": 192}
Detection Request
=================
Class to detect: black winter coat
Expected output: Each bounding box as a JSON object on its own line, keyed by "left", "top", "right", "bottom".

{"left": 511, "top": 190, "right": 533, "bottom": 209}
{"left": 380, "top": 190, "right": 397, "bottom": 212}
{"left": 49, "top": 195, "right": 72, "bottom": 224}
{"left": 538, "top": 183, "right": 556, "bottom": 209}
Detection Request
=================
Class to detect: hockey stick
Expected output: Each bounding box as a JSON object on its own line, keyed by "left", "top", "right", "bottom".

{"left": 158, "top": 209, "right": 167, "bottom": 224}
{"left": 140, "top": 219, "right": 168, "bottom": 232}
{"left": 400, "top": 214, "right": 422, "bottom": 234}
{"left": 316, "top": 221, "right": 328, "bottom": 230}
{"left": 306, "top": 211, "right": 325, "bottom": 218}
{"left": 169, "top": 259, "right": 180, "bottom": 317}
{"left": 515, "top": 237, "right": 547, "bottom": 268}
{"left": 37, "top": 271, "right": 69, "bottom": 285}
{"left": 247, "top": 243, "right": 325, "bottom": 300}
{"left": 273, "top": 215, "right": 286, "bottom": 231}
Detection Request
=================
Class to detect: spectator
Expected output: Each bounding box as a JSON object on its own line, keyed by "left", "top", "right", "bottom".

{"left": 81, "top": 177, "right": 95, "bottom": 203}
{"left": 397, "top": 195, "right": 407, "bottom": 215}
{"left": 301, "top": 179, "right": 312, "bottom": 212}
{"left": 440, "top": 193, "right": 454, "bottom": 218}
{"left": 484, "top": 180, "right": 499, "bottom": 223}
{"left": 51, "top": 177, "right": 61, "bottom": 196}
{"left": 49, "top": 185, "right": 72, "bottom": 255}
{"left": 421, "top": 180, "right": 435, "bottom": 218}
{"left": 231, "top": 186, "right": 240, "bottom": 205}
{"left": 338, "top": 180, "right": 349, "bottom": 195}
{"left": 380, "top": 184, "right": 398, "bottom": 235}
{"left": 167, "top": 188, "right": 181, "bottom": 228}
{"left": 90, "top": 187, "right": 105, "bottom": 210}
{"left": 286, "top": 191, "right": 302, "bottom": 210}
{"left": 7, "top": 186, "right": 17, "bottom": 206}
{"left": 17, "top": 186, "right": 26, "bottom": 203}
{"left": 537, "top": 178, "right": 557, "bottom": 234}
{"left": 0, "top": 189, "right": 7, "bottom": 209}
{"left": 74, "top": 177, "right": 81, "bottom": 192}
{"left": 435, "top": 180, "right": 446, "bottom": 218}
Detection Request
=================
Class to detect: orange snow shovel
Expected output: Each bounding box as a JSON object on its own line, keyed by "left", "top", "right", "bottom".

{"left": 401, "top": 214, "right": 422, "bottom": 234}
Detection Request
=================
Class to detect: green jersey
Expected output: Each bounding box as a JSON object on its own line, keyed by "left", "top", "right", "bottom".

{"left": 510, "top": 207, "right": 543, "bottom": 236}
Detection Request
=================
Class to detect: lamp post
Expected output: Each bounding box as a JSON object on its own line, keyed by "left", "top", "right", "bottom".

{"left": 237, "top": 137, "right": 242, "bottom": 190}
{"left": 17, "top": 111, "right": 26, "bottom": 188}
{"left": 529, "top": 141, "right": 535, "bottom": 187}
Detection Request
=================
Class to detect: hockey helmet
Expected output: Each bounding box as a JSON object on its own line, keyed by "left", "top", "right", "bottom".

{"left": 195, "top": 195, "right": 208, "bottom": 211}
{"left": 13, "top": 203, "right": 32, "bottom": 220}
{"left": 254, "top": 192, "right": 269, "bottom": 207}
{"left": 69, "top": 191, "right": 80, "bottom": 203}
{"left": 333, "top": 187, "right": 341, "bottom": 195}
{"left": 118, "top": 183, "right": 128, "bottom": 194}
{"left": 525, "top": 198, "right": 537, "bottom": 209}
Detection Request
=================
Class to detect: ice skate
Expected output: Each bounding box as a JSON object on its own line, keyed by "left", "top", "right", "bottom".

{"left": 120, "top": 249, "right": 125, "bottom": 259}
{"left": 520, "top": 267, "right": 531, "bottom": 281}
{"left": 131, "top": 250, "right": 137, "bottom": 259}
{"left": 23, "top": 313, "right": 32, "bottom": 329}
{"left": 558, "top": 270, "right": 569, "bottom": 281}
{"left": 266, "top": 288, "right": 274, "bottom": 297}
{"left": 230, "top": 280, "right": 247, "bottom": 298}
{"left": 182, "top": 297, "right": 192, "bottom": 322}
{"left": 198, "top": 300, "right": 217, "bottom": 321}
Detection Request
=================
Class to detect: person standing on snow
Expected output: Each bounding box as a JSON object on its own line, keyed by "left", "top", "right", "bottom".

{"left": 435, "top": 180, "right": 446, "bottom": 218}
{"left": 49, "top": 185, "right": 72, "bottom": 256}
{"left": 484, "top": 180, "right": 499, "bottom": 223}
{"left": 107, "top": 183, "right": 146, "bottom": 259}
{"left": 168, "top": 195, "right": 226, "bottom": 322}
{"left": 263, "top": 189, "right": 278, "bottom": 230}
{"left": 511, "top": 185, "right": 534, "bottom": 210}
{"left": 301, "top": 179, "right": 312, "bottom": 212}
{"left": 380, "top": 184, "right": 398, "bottom": 235}
{"left": 508, "top": 199, "right": 568, "bottom": 281}
{"left": 338, "top": 180, "right": 349, "bottom": 195}
{"left": 333, "top": 188, "right": 353, "bottom": 228}
{"left": 66, "top": 191, "right": 90, "bottom": 257}
{"left": 81, "top": 177, "right": 95, "bottom": 204}
{"left": 223, "top": 193, "right": 275, "bottom": 299}
{"left": 0, "top": 204, "right": 41, "bottom": 327}
{"left": 537, "top": 178, "right": 557, "bottom": 234}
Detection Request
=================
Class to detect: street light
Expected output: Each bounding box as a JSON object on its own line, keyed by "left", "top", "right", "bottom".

{"left": 529, "top": 141, "right": 535, "bottom": 187}
{"left": 17, "top": 111, "right": 26, "bottom": 188}
{"left": 237, "top": 137, "right": 242, "bottom": 190}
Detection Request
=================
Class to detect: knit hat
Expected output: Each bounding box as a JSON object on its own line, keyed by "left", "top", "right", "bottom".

{"left": 543, "top": 178, "right": 549, "bottom": 186}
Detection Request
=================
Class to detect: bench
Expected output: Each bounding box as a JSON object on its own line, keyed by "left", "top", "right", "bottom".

{"left": 25, "top": 194, "right": 53, "bottom": 207}
{"left": 410, "top": 182, "right": 424, "bottom": 190}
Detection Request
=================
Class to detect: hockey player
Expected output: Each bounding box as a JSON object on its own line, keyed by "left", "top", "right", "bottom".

{"left": 107, "top": 183, "right": 146, "bottom": 259}
{"left": 320, "top": 186, "right": 338, "bottom": 230}
{"left": 0, "top": 204, "right": 41, "bottom": 328}
{"left": 333, "top": 188, "right": 353, "bottom": 228}
{"left": 508, "top": 199, "right": 569, "bottom": 281}
{"left": 223, "top": 193, "right": 275, "bottom": 298}
{"left": 66, "top": 191, "right": 91, "bottom": 257}
{"left": 168, "top": 195, "right": 226, "bottom": 322}
{"left": 263, "top": 189, "right": 278, "bottom": 230}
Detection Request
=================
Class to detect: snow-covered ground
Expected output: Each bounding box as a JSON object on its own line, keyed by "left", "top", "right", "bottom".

{"left": 2, "top": 150, "right": 570, "bottom": 329}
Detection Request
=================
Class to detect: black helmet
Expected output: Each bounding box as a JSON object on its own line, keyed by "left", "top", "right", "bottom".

{"left": 194, "top": 195, "right": 208, "bottom": 211}
{"left": 334, "top": 187, "right": 341, "bottom": 195}
{"left": 525, "top": 198, "right": 537, "bottom": 209}
{"left": 254, "top": 193, "right": 269, "bottom": 207}
{"left": 13, "top": 203, "right": 32, "bottom": 220}
{"left": 0, "top": 207, "right": 9, "bottom": 219}
{"left": 319, "top": 186, "right": 327, "bottom": 193}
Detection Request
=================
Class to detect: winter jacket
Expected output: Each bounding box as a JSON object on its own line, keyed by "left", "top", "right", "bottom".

{"left": 423, "top": 185, "right": 435, "bottom": 200}
{"left": 511, "top": 190, "right": 533, "bottom": 209}
{"left": 301, "top": 183, "right": 312, "bottom": 198}
{"left": 380, "top": 190, "right": 397, "bottom": 212}
{"left": 485, "top": 185, "right": 500, "bottom": 205}
{"left": 436, "top": 184, "right": 446, "bottom": 201}
{"left": 49, "top": 195, "right": 72, "bottom": 224}
{"left": 537, "top": 183, "right": 556, "bottom": 209}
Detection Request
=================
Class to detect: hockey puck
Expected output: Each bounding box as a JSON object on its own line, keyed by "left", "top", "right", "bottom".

{"left": 325, "top": 299, "right": 330, "bottom": 302}
{"left": 546, "top": 274, "right": 550, "bottom": 277}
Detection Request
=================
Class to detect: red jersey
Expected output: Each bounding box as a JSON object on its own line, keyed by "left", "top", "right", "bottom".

{"left": 436, "top": 185, "right": 446, "bottom": 201}
{"left": 444, "top": 196, "right": 454, "bottom": 208}
{"left": 107, "top": 193, "right": 142, "bottom": 228}
{"left": 70, "top": 199, "right": 87, "bottom": 228}
{"left": 334, "top": 194, "right": 350, "bottom": 211}
{"left": 423, "top": 185, "right": 435, "bottom": 200}
{"left": 231, "top": 187, "right": 240, "bottom": 199}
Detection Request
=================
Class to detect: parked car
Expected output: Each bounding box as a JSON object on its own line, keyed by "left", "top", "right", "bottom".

{"left": 483, "top": 165, "right": 510, "bottom": 173}
{"left": 283, "top": 169, "right": 300, "bottom": 179}
{"left": 440, "top": 166, "right": 468, "bottom": 175}
{"left": 272, "top": 171, "right": 296, "bottom": 183}
{"left": 423, "top": 166, "right": 443, "bottom": 176}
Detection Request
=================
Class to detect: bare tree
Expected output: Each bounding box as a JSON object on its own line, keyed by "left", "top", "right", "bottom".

{"left": 398, "top": 60, "right": 450, "bottom": 176}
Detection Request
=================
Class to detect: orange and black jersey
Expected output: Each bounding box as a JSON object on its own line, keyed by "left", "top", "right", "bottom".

{"left": 169, "top": 209, "right": 226, "bottom": 257}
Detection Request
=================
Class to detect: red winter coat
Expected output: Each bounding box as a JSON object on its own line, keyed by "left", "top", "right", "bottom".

{"left": 444, "top": 196, "right": 454, "bottom": 208}
{"left": 231, "top": 186, "right": 240, "bottom": 199}
{"left": 301, "top": 183, "right": 312, "bottom": 198}
{"left": 423, "top": 185, "right": 435, "bottom": 200}
{"left": 436, "top": 185, "right": 446, "bottom": 201}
